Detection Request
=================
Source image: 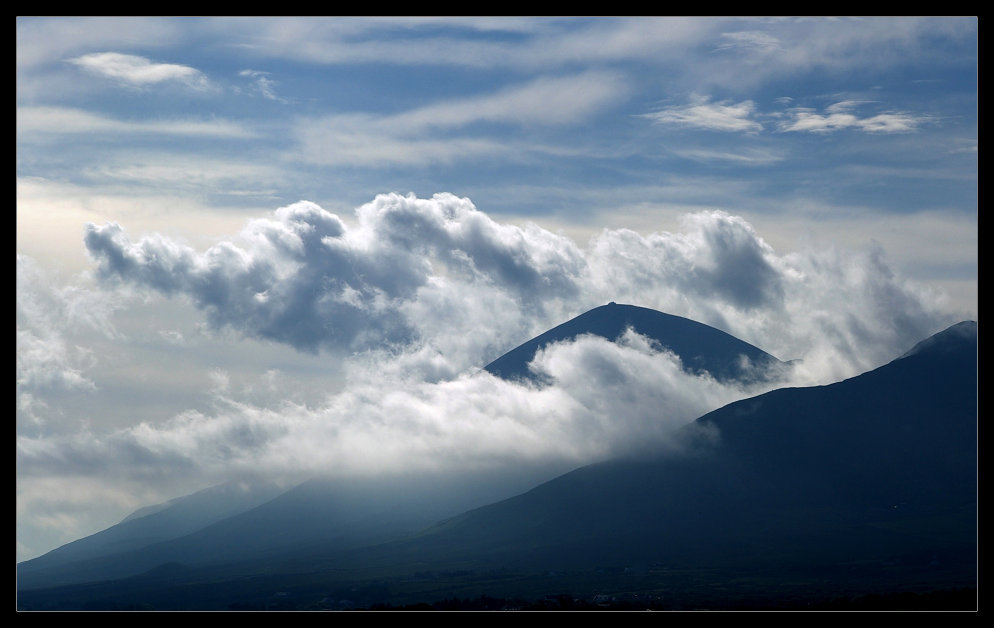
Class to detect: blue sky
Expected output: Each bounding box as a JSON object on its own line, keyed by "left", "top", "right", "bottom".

{"left": 16, "top": 17, "right": 977, "bottom": 562}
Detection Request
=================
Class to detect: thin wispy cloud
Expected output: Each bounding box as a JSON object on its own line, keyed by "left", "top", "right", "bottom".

{"left": 670, "top": 147, "right": 785, "bottom": 166}
{"left": 293, "top": 72, "right": 627, "bottom": 166}
{"left": 396, "top": 72, "right": 628, "bottom": 130}
{"left": 643, "top": 97, "right": 763, "bottom": 133}
{"left": 779, "top": 102, "right": 926, "bottom": 134}
{"left": 16, "top": 106, "right": 256, "bottom": 139}
{"left": 646, "top": 97, "right": 928, "bottom": 136}
{"left": 67, "top": 52, "right": 212, "bottom": 90}
{"left": 714, "top": 30, "right": 782, "bottom": 53}
{"left": 238, "top": 69, "right": 288, "bottom": 103}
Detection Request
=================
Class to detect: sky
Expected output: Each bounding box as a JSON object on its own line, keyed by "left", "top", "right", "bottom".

{"left": 16, "top": 17, "right": 977, "bottom": 562}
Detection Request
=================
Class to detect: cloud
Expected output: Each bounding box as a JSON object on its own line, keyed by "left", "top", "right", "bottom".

{"left": 397, "top": 72, "right": 629, "bottom": 129}
{"left": 292, "top": 72, "right": 627, "bottom": 167}
{"left": 17, "top": 18, "right": 184, "bottom": 67}
{"left": 84, "top": 194, "right": 586, "bottom": 354}
{"left": 82, "top": 194, "right": 952, "bottom": 379}
{"left": 779, "top": 102, "right": 926, "bottom": 133}
{"left": 643, "top": 97, "right": 763, "bottom": 133}
{"left": 215, "top": 17, "right": 715, "bottom": 70}
{"left": 15, "top": 328, "right": 752, "bottom": 490}
{"left": 645, "top": 97, "right": 928, "bottom": 136}
{"left": 17, "top": 106, "right": 256, "bottom": 139}
{"left": 16, "top": 256, "right": 122, "bottom": 426}
{"left": 670, "top": 147, "right": 785, "bottom": 165}
{"left": 238, "top": 69, "right": 288, "bottom": 103}
{"left": 714, "top": 30, "right": 782, "bottom": 53}
{"left": 67, "top": 52, "right": 212, "bottom": 90}
{"left": 81, "top": 159, "right": 281, "bottom": 199}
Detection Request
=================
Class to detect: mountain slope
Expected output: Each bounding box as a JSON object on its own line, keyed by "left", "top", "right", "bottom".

{"left": 376, "top": 320, "right": 977, "bottom": 579}
{"left": 16, "top": 480, "right": 284, "bottom": 581}
{"left": 484, "top": 302, "right": 788, "bottom": 384}
{"left": 18, "top": 318, "right": 976, "bottom": 609}
{"left": 19, "top": 303, "right": 783, "bottom": 592}
{"left": 15, "top": 465, "right": 569, "bottom": 591}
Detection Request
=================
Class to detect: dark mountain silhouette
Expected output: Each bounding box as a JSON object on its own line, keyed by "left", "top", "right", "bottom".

{"left": 372, "top": 320, "right": 976, "bottom": 581}
{"left": 18, "top": 481, "right": 284, "bottom": 584}
{"left": 16, "top": 316, "right": 977, "bottom": 610}
{"left": 484, "top": 302, "right": 789, "bottom": 384}
{"left": 18, "top": 303, "right": 775, "bottom": 593}
{"left": 15, "top": 465, "right": 571, "bottom": 591}
{"left": 16, "top": 480, "right": 284, "bottom": 583}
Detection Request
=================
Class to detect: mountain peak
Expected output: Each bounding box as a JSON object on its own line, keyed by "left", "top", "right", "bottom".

{"left": 484, "top": 303, "right": 787, "bottom": 385}
{"left": 898, "top": 320, "right": 977, "bottom": 361}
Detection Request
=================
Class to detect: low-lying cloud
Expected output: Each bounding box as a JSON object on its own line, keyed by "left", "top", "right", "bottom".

{"left": 16, "top": 330, "right": 750, "bottom": 486}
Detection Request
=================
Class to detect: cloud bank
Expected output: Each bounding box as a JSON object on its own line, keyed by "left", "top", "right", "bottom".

{"left": 83, "top": 193, "right": 953, "bottom": 377}
{"left": 19, "top": 193, "right": 959, "bottom": 558}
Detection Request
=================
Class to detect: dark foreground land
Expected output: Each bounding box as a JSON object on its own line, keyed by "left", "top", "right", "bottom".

{"left": 18, "top": 557, "right": 978, "bottom": 611}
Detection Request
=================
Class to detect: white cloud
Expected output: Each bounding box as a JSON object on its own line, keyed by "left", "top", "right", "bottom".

{"left": 398, "top": 72, "right": 628, "bottom": 130}
{"left": 217, "top": 17, "right": 715, "bottom": 70}
{"left": 83, "top": 194, "right": 586, "bottom": 354}
{"left": 82, "top": 194, "right": 954, "bottom": 379}
{"left": 16, "top": 17, "right": 185, "bottom": 70}
{"left": 292, "top": 72, "right": 627, "bottom": 167}
{"left": 646, "top": 97, "right": 928, "bottom": 136}
{"left": 15, "top": 329, "right": 753, "bottom": 489}
{"left": 671, "top": 147, "right": 785, "bottom": 165}
{"left": 67, "top": 52, "right": 212, "bottom": 90}
{"left": 643, "top": 97, "right": 763, "bottom": 133}
{"left": 714, "top": 30, "right": 782, "bottom": 53}
{"left": 238, "top": 69, "right": 287, "bottom": 103}
{"left": 16, "top": 256, "right": 123, "bottom": 427}
{"left": 779, "top": 102, "right": 926, "bottom": 134}
{"left": 17, "top": 106, "right": 256, "bottom": 139}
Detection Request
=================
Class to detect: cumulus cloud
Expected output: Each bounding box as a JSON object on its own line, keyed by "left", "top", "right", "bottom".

{"left": 83, "top": 193, "right": 951, "bottom": 381}
{"left": 643, "top": 96, "right": 763, "bottom": 133}
{"left": 84, "top": 194, "right": 586, "bottom": 355}
{"left": 67, "top": 52, "right": 212, "bottom": 90}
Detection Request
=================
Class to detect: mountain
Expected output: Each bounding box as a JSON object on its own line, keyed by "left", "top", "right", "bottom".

{"left": 18, "top": 303, "right": 776, "bottom": 594}
{"left": 16, "top": 316, "right": 977, "bottom": 610}
{"left": 15, "top": 465, "right": 566, "bottom": 592}
{"left": 370, "top": 320, "right": 977, "bottom": 589}
{"left": 16, "top": 480, "right": 284, "bottom": 583}
{"left": 484, "top": 302, "right": 789, "bottom": 384}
